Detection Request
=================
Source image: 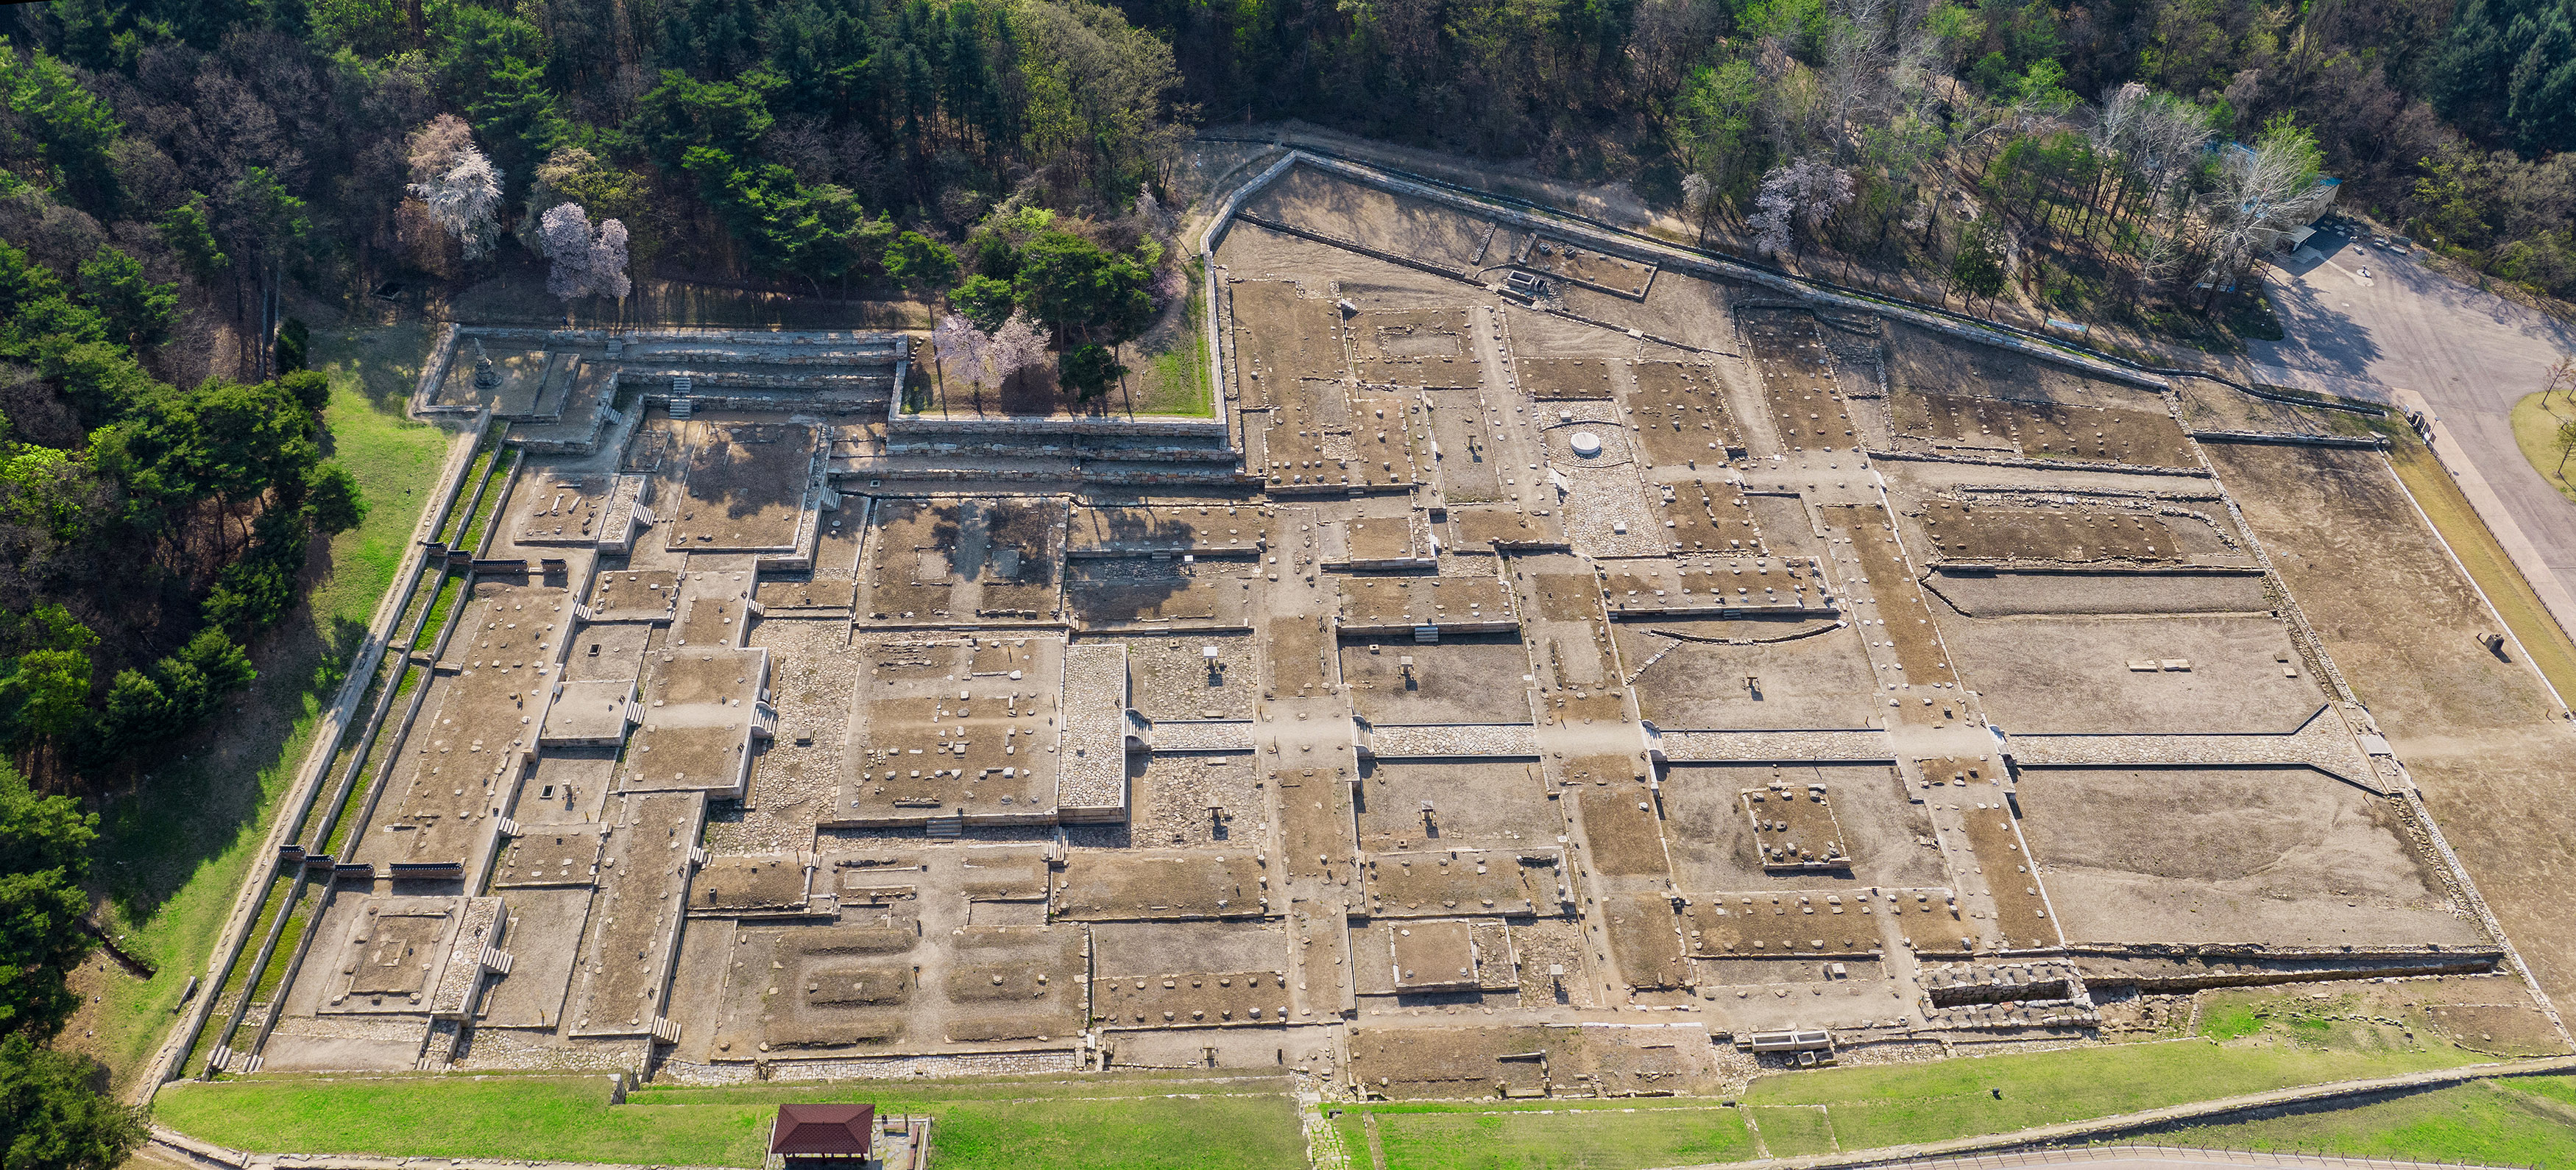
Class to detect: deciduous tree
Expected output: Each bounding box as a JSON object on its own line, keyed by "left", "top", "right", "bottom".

{"left": 406, "top": 119, "right": 503, "bottom": 261}
{"left": 538, "top": 202, "right": 631, "bottom": 304}
{"left": 1750, "top": 157, "right": 1856, "bottom": 259}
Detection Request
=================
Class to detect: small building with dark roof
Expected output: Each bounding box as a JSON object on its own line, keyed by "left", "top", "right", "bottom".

{"left": 771, "top": 1104, "right": 874, "bottom": 1167}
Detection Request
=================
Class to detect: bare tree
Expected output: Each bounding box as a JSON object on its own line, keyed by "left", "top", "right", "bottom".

{"left": 1755, "top": 39, "right": 1830, "bottom": 159}
{"left": 1630, "top": 0, "right": 1727, "bottom": 96}
{"left": 1133, "top": 183, "right": 1176, "bottom": 240}
{"left": 405, "top": 114, "right": 475, "bottom": 186}
{"left": 1681, "top": 172, "right": 1713, "bottom": 244}
{"left": 1819, "top": 0, "right": 1895, "bottom": 161}
{"left": 2133, "top": 91, "right": 2215, "bottom": 225}
{"left": 2194, "top": 119, "right": 2332, "bottom": 309}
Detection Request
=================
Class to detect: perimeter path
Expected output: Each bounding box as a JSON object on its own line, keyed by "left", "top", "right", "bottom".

{"left": 145, "top": 1127, "right": 734, "bottom": 1170}
{"left": 1647, "top": 1054, "right": 2576, "bottom": 1170}
{"left": 2248, "top": 226, "right": 2576, "bottom": 642}
{"left": 1861, "top": 1147, "right": 2523, "bottom": 1170}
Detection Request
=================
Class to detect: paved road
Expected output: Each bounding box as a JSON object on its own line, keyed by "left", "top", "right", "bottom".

{"left": 1652, "top": 1054, "right": 2576, "bottom": 1170}
{"left": 2247, "top": 227, "right": 2576, "bottom": 639}
{"left": 1882, "top": 1148, "right": 2519, "bottom": 1170}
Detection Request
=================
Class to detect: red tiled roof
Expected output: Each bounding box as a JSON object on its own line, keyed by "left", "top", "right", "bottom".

{"left": 770, "top": 1104, "right": 876, "bottom": 1156}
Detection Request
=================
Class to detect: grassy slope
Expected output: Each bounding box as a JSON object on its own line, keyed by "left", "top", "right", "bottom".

{"left": 69, "top": 320, "right": 450, "bottom": 1092}
{"left": 1747, "top": 1104, "right": 1839, "bottom": 1157}
{"left": 2378, "top": 414, "right": 2576, "bottom": 705}
{"left": 150, "top": 963, "right": 2547, "bottom": 1169}
{"left": 1741, "top": 1037, "right": 2478, "bottom": 1152}
{"left": 1331, "top": 1001, "right": 2505, "bottom": 1170}
{"left": 2142, "top": 1075, "right": 2576, "bottom": 1164}
{"left": 1123, "top": 260, "right": 1214, "bottom": 417}
{"left": 2509, "top": 390, "right": 2576, "bottom": 507}
{"left": 1369, "top": 1106, "right": 1752, "bottom": 1170}
{"left": 154, "top": 1075, "right": 1307, "bottom": 1169}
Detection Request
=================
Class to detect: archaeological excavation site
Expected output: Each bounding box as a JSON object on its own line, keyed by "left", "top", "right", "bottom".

{"left": 176, "top": 152, "right": 2576, "bottom": 1104}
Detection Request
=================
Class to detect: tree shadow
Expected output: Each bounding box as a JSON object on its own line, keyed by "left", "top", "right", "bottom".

{"left": 442, "top": 267, "right": 926, "bottom": 331}
{"left": 88, "top": 538, "right": 361, "bottom": 926}
{"left": 679, "top": 423, "right": 818, "bottom": 528}
{"left": 1061, "top": 507, "right": 1233, "bottom": 624}
{"left": 2259, "top": 270, "right": 2385, "bottom": 378}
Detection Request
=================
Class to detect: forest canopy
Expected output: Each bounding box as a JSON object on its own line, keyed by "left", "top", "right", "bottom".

{"left": 0, "top": 0, "right": 2561, "bottom": 803}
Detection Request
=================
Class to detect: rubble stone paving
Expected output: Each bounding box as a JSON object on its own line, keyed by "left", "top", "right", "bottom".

{"left": 1150, "top": 721, "right": 1258, "bottom": 752}
{"left": 1657, "top": 729, "right": 1895, "bottom": 762}
{"left": 1056, "top": 643, "right": 1131, "bottom": 812}
{"left": 710, "top": 619, "right": 857, "bottom": 853}
{"left": 1367, "top": 724, "right": 1543, "bottom": 758}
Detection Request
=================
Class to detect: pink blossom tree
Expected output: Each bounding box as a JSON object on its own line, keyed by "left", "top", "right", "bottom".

{"left": 930, "top": 312, "right": 1051, "bottom": 406}
{"left": 538, "top": 202, "right": 631, "bottom": 315}
{"left": 1748, "top": 156, "right": 1855, "bottom": 261}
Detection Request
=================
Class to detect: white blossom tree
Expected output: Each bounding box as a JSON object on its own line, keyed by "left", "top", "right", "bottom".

{"left": 1749, "top": 156, "right": 1855, "bottom": 259}
{"left": 406, "top": 116, "right": 505, "bottom": 262}
{"left": 538, "top": 202, "right": 631, "bottom": 305}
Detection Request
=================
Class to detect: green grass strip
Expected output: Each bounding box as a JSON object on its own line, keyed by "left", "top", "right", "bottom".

{"left": 155, "top": 1075, "right": 1308, "bottom": 1170}
{"left": 1367, "top": 1104, "right": 1755, "bottom": 1170}
{"left": 1742, "top": 1038, "right": 2484, "bottom": 1152}
{"left": 2145, "top": 1074, "right": 2576, "bottom": 1165}
{"left": 439, "top": 451, "right": 493, "bottom": 544}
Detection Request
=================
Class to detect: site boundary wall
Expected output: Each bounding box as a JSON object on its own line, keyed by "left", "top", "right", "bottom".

{"left": 142, "top": 408, "right": 493, "bottom": 1101}
{"left": 1199, "top": 137, "right": 2391, "bottom": 423}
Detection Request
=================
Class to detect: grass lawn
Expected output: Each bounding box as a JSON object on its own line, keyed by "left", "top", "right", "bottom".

{"left": 1331, "top": 999, "right": 2503, "bottom": 1170}
{"left": 1744, "top": 1037, "right": 2479, "bottom": 1152}
{"left": 2511, "top": 391, "right": 2576, "bottom": 507}
{"left": 1747, "top": 1104, "right": 1839, "bottom": 1157}
{"left": 1363, "top": 1104, "right": 1753, "bottom": 1170}
{"left": 2140, "top": 1075, "right": 2576, "bottom": 1165}
{"left": 66, "top": 317, "right": 456, "bottom": 1093}
{"left": 2379, "top": 412, "right": 2576, "bottom": 705}
{"left": 1119, "top": 261, "right": 1214, "bottom": 417}
{"left": 155, "top": 1074, "right": 1308, "bottom": 1170}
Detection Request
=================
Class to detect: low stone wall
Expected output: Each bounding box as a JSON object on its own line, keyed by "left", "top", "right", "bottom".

{"left": 1239, "top": 152, "right": 2173, "bottom": 393}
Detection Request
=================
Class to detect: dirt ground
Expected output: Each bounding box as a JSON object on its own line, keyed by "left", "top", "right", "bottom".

{"left": 2211, "top": 443, "right": 2576, "bottom": 1008}
{"left": 1933, "top": 613, "right": 2327, "bottom": 736}
{"left": 2016, "top": 766, "right": 2483, "bottom": 948}
{"left": 1660, "top": 764, "right": 1945, "bottom": 892}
